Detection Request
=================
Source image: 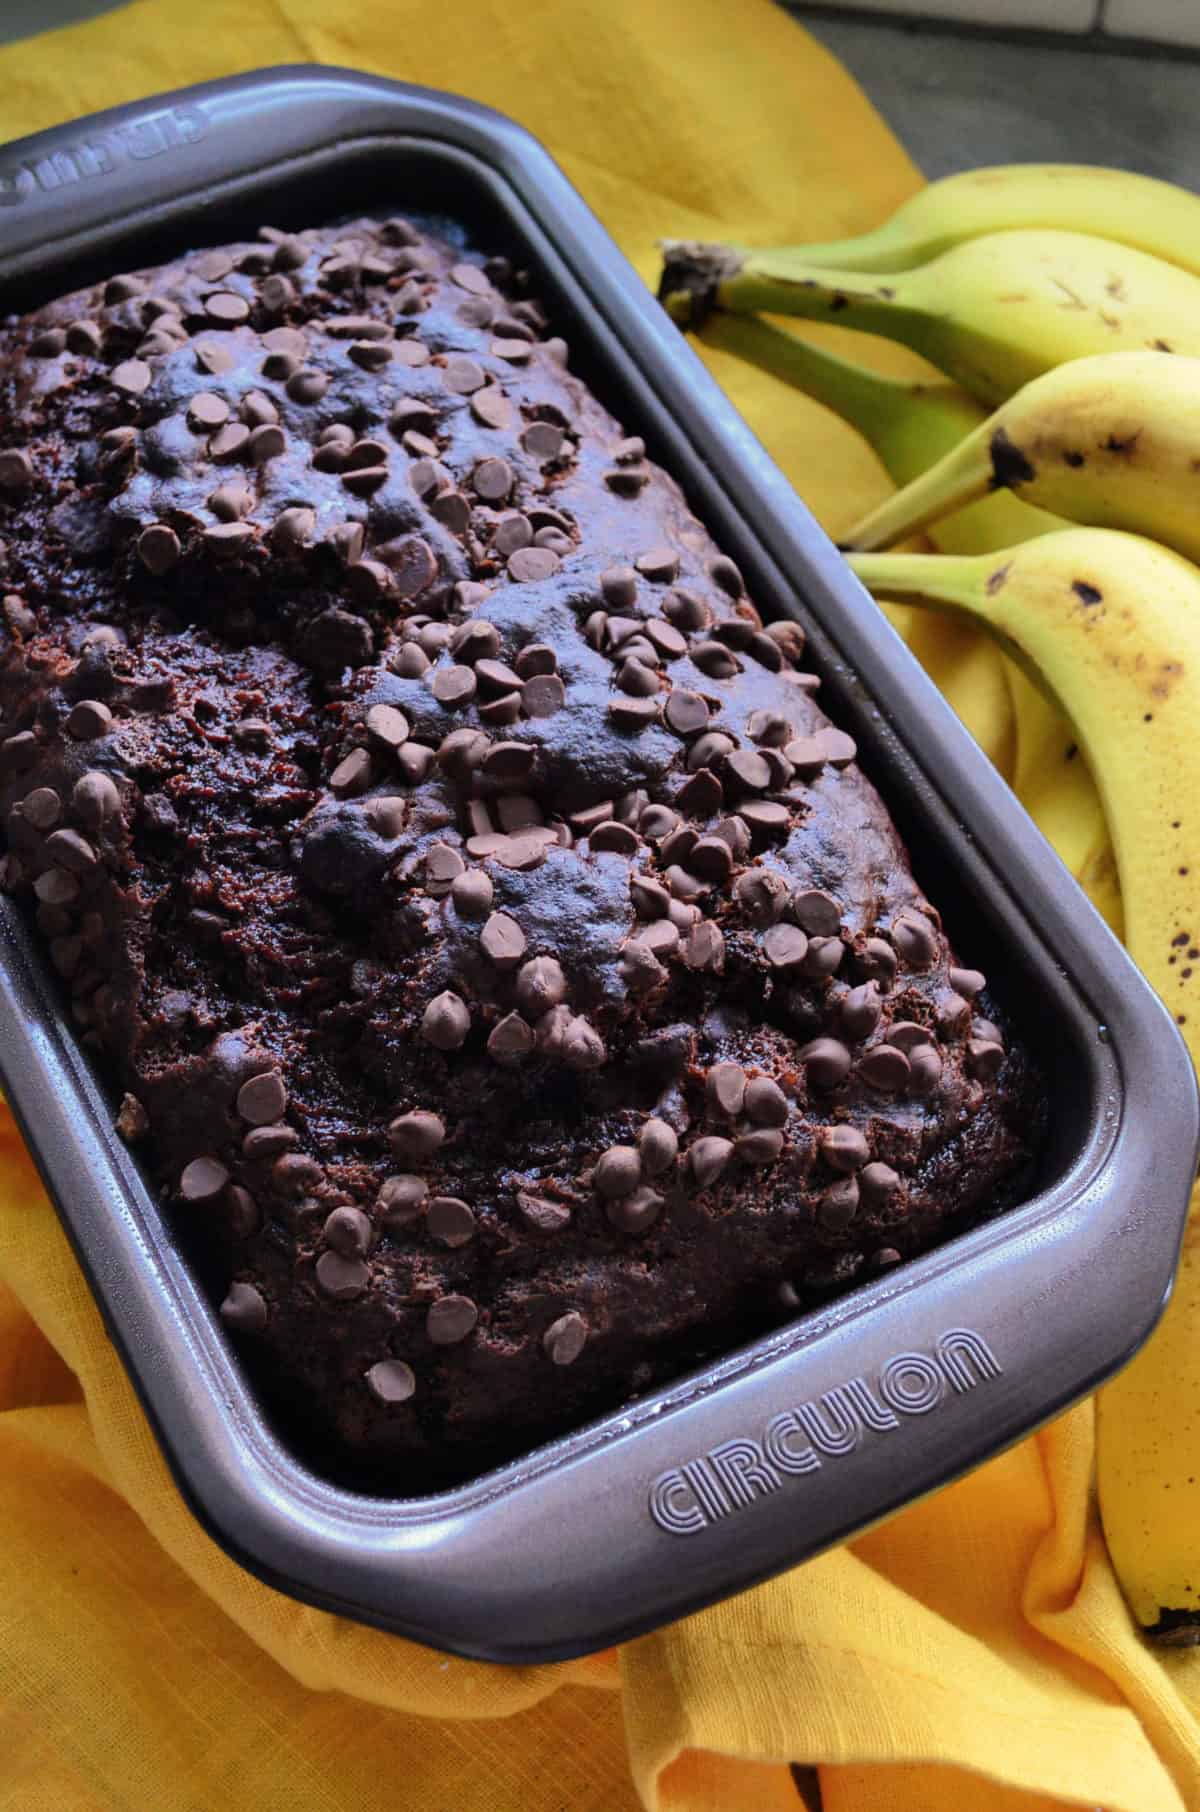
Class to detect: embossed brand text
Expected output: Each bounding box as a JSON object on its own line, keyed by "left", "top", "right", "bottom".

{"left": 0, "top": 106, "right": 209, "bottom": 208}
{"left": 648, "top": 1327, "right": 1001, "bottom": 1535}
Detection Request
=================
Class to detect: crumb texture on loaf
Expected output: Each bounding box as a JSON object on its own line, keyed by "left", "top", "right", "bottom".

{"left": 0, "top": 218, "right": 1039, "bottom": 1480}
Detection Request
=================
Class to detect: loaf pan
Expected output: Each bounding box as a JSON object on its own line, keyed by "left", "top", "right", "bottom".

{"left": 0, "top": 67, "right": 1195, "bottom": 1664}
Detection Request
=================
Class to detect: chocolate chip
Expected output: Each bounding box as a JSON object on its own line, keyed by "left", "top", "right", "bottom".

{"left": 661, "top": 690, "right": 707, "bottom": 738}
{"left": 225, "top": 1179, "right": 259, "bottom": 1237}
{"left": 421, "top": 990, "right": 471, "bottom": 1050}
{"left": 595, "top": 1145, "right": 642, "bottom": 1198}
{"left": 378, "top": 1174, "right": 427, "bottom": 1228}
{"left": 324, "top": 1205, "right": 373, "bottom": 1257}
{"left": 486, "top": 1011, "right": 533, "bottom": 1065}
{"left": 687, "top": 732, "right": 735, "bottom": 772}
{"left": 966, "top": 1039, "right": 1005, "bottom": 1080}
{"left": 791, "top": 889, "right": 841, "bottom": 937}
{"left": 840, "top": 981, "right": 882, "bottom": 1041}
{"left": 479, "top": 911, "right": 525, "bottom": 969}
{"left": 735, "top": 867, "right": 790, "bottom": 926}
{"left": 520, "top": 421, "right": 565, "bottom": 462}
{"left": 800, "top": 1037, "right": 851, "bottom": 1090}
{"left": 735, "top": 1128, "right": 783, "bottom": 1165}
{"left": 187, "top": 391, "right": 230, "bottom": 430}
{"left": 686, "top": 836, "right": 733, "bottom": 884}
{"left": 271, "top": 506, "right": 316, "bottom": 553}
{"left": 690, "top": 1136, "right": 733, "bottom": 1189}
{"left": 891, "top": 910, "right": 938, "bottom": 970}
{"left": 818, "top": 1177, "right": 859, "bottom": 1231}
{"left": 744, "top": 1077, "right": 788, "bottom": 1127}
{"left": 429, "top": 664, "right": 477, "bottom": 709}
{"left": 237, "top": 1069, "right": 287, "bottom": 1126}
{"left": 427, "top": 1196, "right": 476, "bottom": 1248}
{"left": 606, "top": 1184, "right": 663, "bottom": 1233}
{"left": 604, "top": 467, "right": 650, "bottom": 496}
{"left": 243, "top": 1124, "right": 298, "bottom": 1160}
{"left": 135, "top": 523, "right": 181, "bottom": 575}
{"left": 907, "top": 1046, "right": 943, "bottom": 1095}
{"left": 110, "top": 358, "right": 152, "bottom": 396}
{"left": 316, "top": 1250, "right": 369, "bottom": 1300}
{"left": 707, "top": 555, "right": 744, "bottom": 598}
{"left": 33, "top": 870, "right": 79, "bottom": 906}
{"left": 65, "top": 699, "right": 113, "bottom": 741}
{"left": 220, "top": 1282, "right": 268, "bottom": 1332}
{"left": 691, "top": 640, "right": 740, "bottom": 680}
{"left": 442, "top": 354, "right": 486, "bottom": 394}
{"left": 858, "top": 1045, "right": 911, "bottom": 1092}
{"left": 209, "top": 482, "right": 253, "bottom": 522}
{"left": 210, "top": 422, "right": 251, "bottom": 461}
{"left": 950, "top": 966, "right": 986, "bottom": 998}
{"left": 724, "top": 749, "right": 771, "bottom": 793}
{"left": 516, "top": 1190, "right": 572, "bottom": 1235}
{"left": 285, "top": 368, "right": 329, "bottom": 408}
{"left": 330, "top": 749, "right": 373, "bottom": 797}
{"left": 859, "top": 937, "right": 898, "bottom": 986}
{"left": 543, "top": 1311, "right": 588, "bottom": 1364}
{"left": 679, "top": 921, "right": 721, "bottom": 972}
{"left": 608, "top": 696, "right": 661, "bottom": 729}
{"left": 638, "top": 918, "right": 681, "bottom": 958}
{"left": 366, "top": 1359, "right": 416, "bottom": 1405}
{"left": 589, "top": 821, "right": 639, "bottom": 857}
{"left": 203, "top": 291, "right": 249, "bottom": 324}
{"left": 860, "top": 1161, "right": 901, "bottom": 1208}
{"left": 506, "top": 955, "right": 565, "bottom": 1020}
{"left": 707, "top": 1062, "right": 746, "bottom": 1118}
{"left": 628, "top": 1124, "right": 677, "bottom": 1188}
{"left": 20, "top": 785, "right": 61, "bottom": 831}
{"left": 562, "top": 1016, "right": 605, "bottom": 1070}
{"left": 426, "top": 1294, "right": 478, "bottom": 1344}
{"left": 45, "top": 827, "right": 96, "bottom": 875}
{"left": 471, "top": 387, "right": 512, "bottom": 429}
{"left": 820, "top": 1125, "right": 869, "bottom": 1172}
{"left": 388, "top": 1109, "right": 445, "bottom": 1157}
{"left": 450, "top": 868, "right": 493, "bottom": 918}
{"left": 180, "top": 1156, "right": 229, "bottom": 1204}
{"left": 492, "top": 829, "right": 556, "bottom": 870}
{"left": 818, "top": 727, "right": 857, "bottom": 768}
{"left": 508, "top": 546, "right": 560, "bottom": 584}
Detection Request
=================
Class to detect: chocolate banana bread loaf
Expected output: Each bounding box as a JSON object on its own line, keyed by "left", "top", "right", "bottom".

{"left": 0, "top": 217, "right": 1039, "bottom": 1485}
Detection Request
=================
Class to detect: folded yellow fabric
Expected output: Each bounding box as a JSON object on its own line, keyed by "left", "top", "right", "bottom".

{"left": 0, "top": 2, "right": 1195, "bottom": 1808}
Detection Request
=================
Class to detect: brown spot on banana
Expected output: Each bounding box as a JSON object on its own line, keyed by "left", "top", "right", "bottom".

{"left": 1063, "top": 450, "right": 1086, "bottom": 468}
{"left": 989, "top": 426, "right": 1036, "bottom": 489}
{"left": 1104, "top": 431, "right": 1141, "bottom": 455}
{"left": 1072, "top": 580, "right": 1103, "bottom": 605}
{"left": 986, "top": 562, "right": 1011, "bottom": 596}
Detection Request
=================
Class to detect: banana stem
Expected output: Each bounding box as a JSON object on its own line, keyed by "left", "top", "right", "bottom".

{"left": 766, "top": 214, "right": 919, "bottom": 276}
{"left": 841, "top": 419, "right": 994, "bottom": 550}
{"left": 658, "top": 240, "right": 925, "bottom": 343}
{"left": 694, "top": 315, "right": 929, "bottom": 450}
{"left": 846, "top": 550, "right": 987, "bottom": 614}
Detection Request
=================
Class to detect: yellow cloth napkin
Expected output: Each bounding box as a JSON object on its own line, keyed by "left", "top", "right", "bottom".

{"left": 0, "top": 2, "right": 1197, "bottom": 1808}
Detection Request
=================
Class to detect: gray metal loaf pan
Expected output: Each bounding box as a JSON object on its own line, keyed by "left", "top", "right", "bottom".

{"left": 0, "top": 67, "right": 1195, "bottom": 1663}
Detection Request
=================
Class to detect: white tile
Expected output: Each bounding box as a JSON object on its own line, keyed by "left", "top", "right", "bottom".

{"left": 806, "top": 0, "right": 1096, "bottom": 27}
{"left": 1104, "top": 0, "right": 1200, "bottom": 46}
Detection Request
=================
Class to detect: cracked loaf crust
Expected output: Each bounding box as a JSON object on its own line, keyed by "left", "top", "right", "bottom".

{"left": 0, "top": 216, "right": 1040, "bottom": 1484}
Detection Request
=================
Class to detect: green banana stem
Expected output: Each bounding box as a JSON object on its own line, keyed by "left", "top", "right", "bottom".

{"left": 693, "top": 314, "right": 959, "bottom": 453}
{"left": 660, "top": 240, "right": 927, "bottom": 345}
{"left": 760, "top": 214, "right": 922, "bottom": 276}
{"left": 841, "top": 418, "right": 995, "bottom": 550}
{"left": 846, "top": 550, "right": 987, "bottom": 614}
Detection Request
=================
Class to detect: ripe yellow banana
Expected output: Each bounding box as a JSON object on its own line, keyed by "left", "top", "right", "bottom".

{"left": 843, "top": 350, "right": 1200, "bottom": 564}
{"left": 697, "top": 316, "right": 1116, "bottom": 927}
{"left": 846, "top": 530, "right": 1199, "bottom": 1640}
{"left": 659, "top": 229, "right": 1200, "bottom": 406}
{"left": 774, "top": 163, "right": 1200, "bottom": 278}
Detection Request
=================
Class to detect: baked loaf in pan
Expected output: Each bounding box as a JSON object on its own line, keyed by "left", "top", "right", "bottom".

{"left": 0, "top": 217, "right": 1039, "bottom": 1482}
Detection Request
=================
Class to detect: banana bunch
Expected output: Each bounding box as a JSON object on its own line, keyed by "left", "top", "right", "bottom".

{"left": 660, "top": 165, "right": 1200, "bottom": 1642}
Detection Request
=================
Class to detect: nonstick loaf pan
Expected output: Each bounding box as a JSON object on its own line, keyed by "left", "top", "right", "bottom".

{"left": 0, "top": 67, "right": 1195, "bottom": 1664}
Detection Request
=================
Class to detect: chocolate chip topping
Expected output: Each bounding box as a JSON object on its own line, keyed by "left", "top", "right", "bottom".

{"left": 0, "top": 214, "right": 1037, "bottom": 1482}
{"left": 543, "top": 1311, "right": 588, "bottom": 1365}
{"left": 365, "top": 1359, "right": 416, "bottom": 1405}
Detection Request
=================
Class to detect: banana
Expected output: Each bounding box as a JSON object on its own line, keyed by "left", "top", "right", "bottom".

{"left": 846, "top": 530, "right": 1199, "bottom": 1639}
{"left": 659, "top": 229, "right": 1200, "bottom": 406}
{"left": 698, "top": 316, "right": 1116, "bottom": 923}
{"left": 767, "top": 163, "right": 1200, "bottom": 278}
{"left": 844, "top": 351, "right": 1200, "bottom": 563}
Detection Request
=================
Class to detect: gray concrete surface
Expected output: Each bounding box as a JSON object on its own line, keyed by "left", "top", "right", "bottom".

{"left": 791, "top": 5, "right": 1200, "bottom": 180}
